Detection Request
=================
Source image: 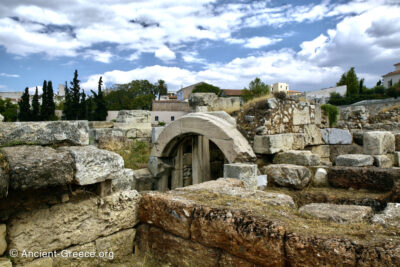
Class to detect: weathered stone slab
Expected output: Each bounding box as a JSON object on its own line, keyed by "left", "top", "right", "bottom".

{"left": 329, "top": 143, "right": 363, "bottom": 163}
{"left": 89, "top": 128, "right": 125, "bottom": 140}
{"left": 0, "top": 224, "right": 5, "bottom": 256}
{"left": 136, "top": 224, "right": 220, "bottom": 267}
{"left": 395, "top": 152, "right": 400, "bottom": 167}
{"left": 335, "top": 154, "right": 374, "bottom": 167}
{"left": 223, "top": 163, "right": 257, "bottom": 189}
{"left": 374, "top": 155, "right": 393, "bottom": 168}
{"left": 115, "top": 110, "right": 151, "bottom": 123}
{"left": 261, "top": 164, "right": 312, "bottom": 189}
{"left": 20, "top": 257, "right": 53, "bottom": 267}
{"left": 321, "top": 128, "right": 352, "bottom": 144}
{"left": 135, "top": 168, "right": 155, "bottom": 191}
{"left": 253, "top": 133, "right": 304, "bottom": 154}
{"left": 111, "top": 168, "right": 136, "bottom": 192}
{"left": 151, "top": 126, "right": 164, "bottom": 143}
{"left": 299, "top": 203, "right": 373, "bottom": 223}
{"left": 94, "top": 228, "right": 136, "bottom": 261}
{"left": 363, "top": 131, "right": 395, "bottom": 155}
{"left": 7, "top": 190, "right": 140, "bottom": 263}
{"left": 0, "top": 258, "right": 11, "bottom": 267}
{"left": 293, "top": 105, "right": 310, "bottom": 125}
{"left": 313, "top": 168, "right": 328, "bottom": 187}
{"left": 60, "top": 146, "right": 124, "bottom": 185}
{"left": 328, "top": 166, "right": 398, "bottom": 192}
{"left": 219, "top": 252, "right": 258, "bottom": 267}
{"left": 0, "top": 121, "right": 89, "bottom": 146}
{"left": 88, "top": 121, "right": 114, "bottom": 129}
{"left": 307, "top": 145, "right": 330, "bottom": 158}
{"left": 273, "top": 150, "right": 320, "bottom": 166}
{"left": 1, "top": 146, "right": 74, "bottom": 190}
{"left": 372, "top": 203, "right": 400, "bottom": 228}
{"left": 395, "top": 133, "right": 400, "bottom": 151}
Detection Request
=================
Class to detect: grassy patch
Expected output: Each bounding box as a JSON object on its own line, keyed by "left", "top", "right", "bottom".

{"left": 242, "top": 94, "right": 273, "bottom": 110}
{"left": 114, "top": 140, "right": 151, "bottom": 170}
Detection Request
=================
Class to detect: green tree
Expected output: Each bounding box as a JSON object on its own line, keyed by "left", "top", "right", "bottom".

{"left": 155, "top": 79, "right": 168, "bottom": 100}
{"left": 40, "top": 80, "right": 47, "bottom": 120}
{"left": 86, "top": 96, "right": 94, "bottom": 121}
{"left": 241, "top": 77, "right": 270, "bottom": 102}
{"left": 346, "top": 67, "right": 359, "bottom": 96}
{"left": 41, "top": 80, "right": 56, "bottom": 120}
{"left": 192, "top": 82, "right": 221, "bottom": 95}
{"left": 79, "top": 90, "right": 87, "bottom": 120}
{"left": 63, "top": 81, "right": 72, "bottom": 120}
{"left": 321, "top": 104, "right": 338, "bottom": 127}
{"left": 18, "top": 87, "right": 31, "bottom": 121}
{"left": 359, "top": 78, "right": 365, "bottom": 95}
{"left": 336, "top": 73, "right": 347, "bottom": 86}
{"left": 91, "top": 76, "right": 108, "bottom": 121}
{"left": 31, "top": 87, "right": 40, "bottom": 121}
{"left": 104, "top": 80, "right": 156, "bottom": 110}
{"left": 70, "top": 70, "right": 81, "bottom": 119}
{"left": 0, "top": 97, "right": 18, "bottom": 121}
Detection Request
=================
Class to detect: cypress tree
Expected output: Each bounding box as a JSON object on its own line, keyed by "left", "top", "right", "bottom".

{"left": 346, "top": 67, "right": 359, "bottom": 96}
{"left": 70, "top": 70, "right": 81, "bottom": 120}
{"left": 87, "top": 96, "right": 94, "bottom": 121}
{"left": 91, "top": 76, "right": 108, "bottom": 121}
{"left": 337, "top": 73, "right": 347, "bottom": 86}
{"left": 32, "top": 87, "right": 40, "bottom": 121}
{"left": 46, "top": 81, "right": 56, "bottom": 120}
{"left": 63, "top": 81, "right": 72, "bottom": 120}
{"left": 18, "top": 87, "right": 31, "bottom": 121}
{"left": 79, "top": 90, "right": 87, "bottom": 120}
{"left": 40, "top": 80, "right": 48, "bottom": 120}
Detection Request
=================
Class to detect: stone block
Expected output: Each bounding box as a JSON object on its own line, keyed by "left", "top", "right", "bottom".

{"left": 111, "top": 168, "right": 136, "bottom": 192}
{"left": 151, "top": 127, "right": 164, "bottom": 143}
{"left": 20, "top": 258, "right": 53, "bottom": 267}
{"left": 0, "top": 258, "right": 11, "bottom": 267}
{"left": 0, "top": 225, "right": 5, "bottom": 256}
{"left": 90, "top": 128, "right": 125, "bottom": 141}
{"left": 321, "top": 128, "right": 352, "bottom": 145}
{"left": 253, "top": 133, "right": 304, "bottom": 154}
{"left": 328, "top": 166, "right": 399, "bottom": 192}
{"left": 373, "top": 155, "right": 393, "bottom": 168}
{"left": 329, "top": 144, "right": 363, "bottom": 163}
{"left": 395, "top": 152, "right": 400, "bottom": 167}
{"left": 60, "top": 146, "right": 124, "bottom": 185}
{"left": 134, "top": 168, "right": 155, "bottom": 191}
{"left": 1, "top": 146, "right": 74, "bottom": 191}
{"left": 299, "top": 203, "right": 373, "bottom": 223}
{"left": 303, "top": 124, "right": 323, "bottom": 145}
{"left": 0, "top": 167, "right": 8, "bottom": 199}
{"left": 307, "top": 145, "right": 330, "bottom": 158}
{"left": 335, "top": 154, "right": 374, "bottom": 167}
{"left": 223, "top": 163, "right": 257, "bottom": 190}
{"left": 293, "top": 105, "right": 310, "bottom": 125}
{"left": 95, "top": 228, "right": 136, "bottom": 260}
{"left": 261, "top": 164, "right": 312, "bottom": 190}
{"left": 395, "top": 133, "right": 400, "bottom": 151}
{"left": 363, "top": 131, "right": 395, "bottom": 155}
{"left": 115, "top": 110, "right": 151, "bottom": 124}
{"left": 313, "top": 168, "right": 328, "bottom": 187}
{"left": 89, "top": 121, "right": 114, "bottom": 129}
{"left": 273, "top": 150, "right": 320, "bottom": 166}
{"left": 372, "top": 203, "right": 400, "bottom": 228}
{"left": 7, "top": 190, "right": 140, "bottom": 263}
{"left": 0, "top": 121, "right": 89, "bottom": 146}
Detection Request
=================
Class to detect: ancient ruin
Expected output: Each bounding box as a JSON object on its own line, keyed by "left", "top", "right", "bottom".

{"left": 1, "top": 95, "right": 400, "bottom": 266}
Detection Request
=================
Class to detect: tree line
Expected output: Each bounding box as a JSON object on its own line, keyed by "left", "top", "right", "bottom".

{"left": 329, "top": 67, "right": 400, "bottom": 106}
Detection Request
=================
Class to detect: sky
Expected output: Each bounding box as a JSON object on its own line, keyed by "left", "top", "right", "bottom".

{"left": 0, "top": 0, "right": 399, "bottom": 94}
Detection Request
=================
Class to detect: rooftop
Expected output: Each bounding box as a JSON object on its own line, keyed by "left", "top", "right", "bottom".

{"left": 382, "top": 70, "right": 400, "bottom": 78}
{"left": 221, "top": 89, "right": 243, "bottom": 96}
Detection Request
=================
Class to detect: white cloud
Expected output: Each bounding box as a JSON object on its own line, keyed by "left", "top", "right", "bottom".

{"left": 181, "top": 51, "right": 206, "bottom": 64}
{"left": 0, "top": 72, "right": 19, "bottom": 78}
{"left": 244, "top": 37, "right": 282, "bottom": 49}
{"left": 155, "top": 45, "right": 176, "bottom": 61}
{"left": 83, "top": 50, "right": 113, "bottom": 63}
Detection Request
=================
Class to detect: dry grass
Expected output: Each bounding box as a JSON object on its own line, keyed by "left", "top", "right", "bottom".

{"left": 380, "top": 104, "right": 400, "bottom": 113}
{"left": 222, "top": 105, "right": 241, "bottom": 115}
{"left": 242, "top": 94, "right": 273, "bottom": 110}
{"left": 114, "top": 140, "right": 151, "bottom": 170}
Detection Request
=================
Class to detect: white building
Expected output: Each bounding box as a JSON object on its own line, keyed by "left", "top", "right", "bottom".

{"left": 382, "top": 62, "right": 400, "bottom": 88}
{"left": 272, "top": 82, "right": 289, "bottom": 93}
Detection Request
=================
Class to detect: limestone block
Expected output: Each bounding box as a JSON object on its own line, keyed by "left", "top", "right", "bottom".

{"left": 254, "top": 133, "right": 302, "bottom": 154}
{"left": 293, "top": 105, "right": 310, "bottom": 125}
{"left": 115, "top": 110, "right": 151, "bottom": 124}
{"left": 134, "top": 168, "right": 155, "bottom": 191}
{"left": 0, "top": 121, "right": 89, "bottom": 146}
{"left": 0, "top": 258, "right": 11, "bottom": 267}
{"left": 328, "top": 166, "right": 399, "bottom": 192}
{"left": 223, "top": 163, "right": 257, "bottom": 190}
{"left": 307, "top": 145, "right": 330, "bottom": 158}
{"left": 314, "top": 105, "right": 322, "bottom": 125}
{"left": 88, "top": 121, "right": 114, "bottom": 129}
{"left": 90, "top": 128, "right": 124, "bottom": 141}
{"left": 273, "top": 150, "right": 320, "bottom": 166}
{"left": 111, "top": 168, "right": 136, "bottom": 192}
{"left": 321, "top": 128, "right": 352, "bottom": 145}
{"left": 373, "top": 155, "right": 393, "bottom": 168}
{"left": 1, "top": 146, "right": 74, "bottom": 190}
{"left": 303, "top": 124, "right": 323, "bottom": 146}
{"left": 372, "top": 203, "right": 400, "bottom": 228}
{"left": 261, "top": 164, "right": 312, "bottom": 190}
{"left": 395, "top": 152, "right": 400, "bottom": 167}
{"left": 195, "top": 106, "right": 208, "bottom": 112}
{"left": 60, "top": 146, "right": 124, "bottom": 185}
{"left": 0, "top": 225, "right": 5, "bottom": 256}
{"left": 329, "top": 144, "right": 363, "bottom": 163}
{"left": 51, "top": 241, "right": 98, "bottom": 267}
{"left": 313, "top": 168, "right": 328, "bottom": 187}
{"left": 189, "top": 93, "right": 218, "bottom": 107}
{"left": 7, "top": 190, "right": 141, "bottom": 261}
{"left": 151, "top": 127, "right": 165, "bottom": 143}
{"left": 335, "top": 154, "right": 374, "bottom": 167}
{"left": 95, "top": 228, "right": 136, "bottom": 260}
{"left": 363, "top": 131, "right": 395, "bottom": 155}
{"left": 299, "top": 203, "right": 373, "bottom": 223}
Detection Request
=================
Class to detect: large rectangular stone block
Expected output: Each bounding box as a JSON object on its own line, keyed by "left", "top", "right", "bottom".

{"left": 0, "top": 121, "right": 89, "bottom": 146}
{"left": 321, "top": 128, "right": 352, "bottom": 145}
{"left": 363, "top": 131, "right": 395, "bottom": 155}
{"left": 7, "top": 190, "right": 141, "bottom": 262}
{"left": 253, "top": 133, "right": 304, "bottom": 154}
{"left": 223, "top": 163, "right": 257, "bottom": 189}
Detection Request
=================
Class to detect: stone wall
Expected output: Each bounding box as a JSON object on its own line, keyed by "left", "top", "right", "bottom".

{"left": 189, "top": 93, "right": 241, "bottom": 112}
{"left": 0, "top": 120, "right": 142, "bottom": 266}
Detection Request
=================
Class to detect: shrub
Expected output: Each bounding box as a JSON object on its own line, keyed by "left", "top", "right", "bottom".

{"left": 192, "top": 83, "right": 221, "bottom": 95}
{"left": 273, "top": 91, "right": 286, "bottom": 100}
{"left": 321, "top": 104, "right": 338, "bottom": 127}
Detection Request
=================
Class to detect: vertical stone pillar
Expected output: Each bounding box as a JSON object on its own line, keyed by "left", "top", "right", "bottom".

{"left": 157, "top": 173, "right": 169, "bottom": 192}
{"left": 192, "top": 135, "right": 211, "bottom": 185}
{"left": 171, "top": 143, "right": 183, "bottom": 189}
{"left": 223, "top": 163, "right": 258, "bottom": 190}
